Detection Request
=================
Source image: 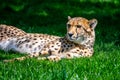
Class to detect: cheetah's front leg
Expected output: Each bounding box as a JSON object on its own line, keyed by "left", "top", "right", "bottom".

{"left": 37, "top": 55, "right": 61, "bottom": 61}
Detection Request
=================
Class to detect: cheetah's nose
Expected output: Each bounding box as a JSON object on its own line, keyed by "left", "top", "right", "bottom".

{"left": 68, "top": 33, "right": 73, "bottom": 37}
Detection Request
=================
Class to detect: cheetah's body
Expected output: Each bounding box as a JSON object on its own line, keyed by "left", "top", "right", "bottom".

{"left": 1, "top": 16, "right": 98, "bottom": 61}
{"left": 0, "top": 24, "right": 27, "bottom": 51}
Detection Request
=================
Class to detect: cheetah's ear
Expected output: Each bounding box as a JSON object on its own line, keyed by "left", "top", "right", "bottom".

{"left": 68, "top": 16, "right": 71, "bottom": 20}
{"left": 89, "top": 19, "right": 98, "bottom": 29}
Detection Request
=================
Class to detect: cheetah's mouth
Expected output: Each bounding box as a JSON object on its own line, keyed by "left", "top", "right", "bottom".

{"left": 67, "top": 35, "right": 87, "bottom": 44}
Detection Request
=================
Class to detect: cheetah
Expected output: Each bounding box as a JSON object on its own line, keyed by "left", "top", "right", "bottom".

{"left": 3, "top": 16, "right": 98, "bottom": 62}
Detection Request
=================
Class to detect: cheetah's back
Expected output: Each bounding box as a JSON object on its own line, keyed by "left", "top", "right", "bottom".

{"left": 0, "top": 24, "right": 27, "bottom": 41}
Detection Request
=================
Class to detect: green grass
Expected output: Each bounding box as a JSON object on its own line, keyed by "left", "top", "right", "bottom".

{"left": 0, "top": 0, "right": 120, "bottom": 80}
{"left": 0, "top": 45, "right": 120, "bottom": 80}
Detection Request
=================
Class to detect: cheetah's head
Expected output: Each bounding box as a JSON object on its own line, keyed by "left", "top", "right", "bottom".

{"left": 66, "top": 16, "right": 97, "bottom": 45}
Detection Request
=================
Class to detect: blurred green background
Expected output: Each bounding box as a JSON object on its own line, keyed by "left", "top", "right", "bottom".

{"left": 0, "top": 0, "right": 120, "bottom": 26}
{"left": 0, "top": 0, "right": 120, "bottom": 80}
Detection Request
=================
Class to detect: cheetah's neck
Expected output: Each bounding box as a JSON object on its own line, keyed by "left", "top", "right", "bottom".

{"left": 64, "top": 36, "right": 95, "bottom": 49}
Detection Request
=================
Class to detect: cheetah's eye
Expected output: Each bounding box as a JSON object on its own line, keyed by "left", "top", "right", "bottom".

{"left": 76, "top": 25, "right": 82, "bottom": 28}
{"left": 67, "top": 24, "right": 71, "bottom": 28}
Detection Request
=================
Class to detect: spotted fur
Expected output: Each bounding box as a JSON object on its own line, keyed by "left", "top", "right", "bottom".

{"left": 0, "top": 24, "right": 27, "bottom": 51}
{"left": 0, "top": 24, "right": 27, "bottom": 40}
{"left": 2, "top": 16, "right": 98, "bottom": 62}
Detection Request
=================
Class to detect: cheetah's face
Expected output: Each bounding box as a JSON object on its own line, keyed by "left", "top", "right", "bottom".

{"left": 66, "top": 16, "right": 97, "bottom": 44}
